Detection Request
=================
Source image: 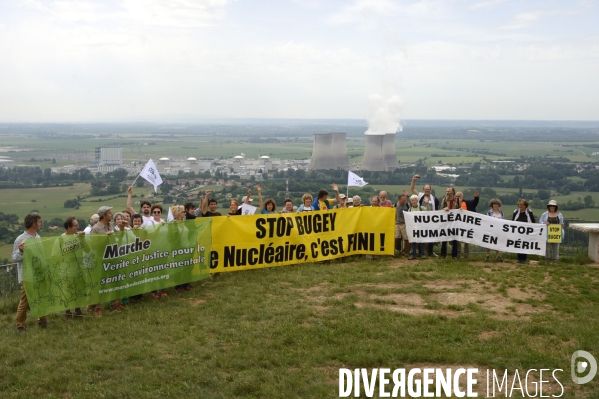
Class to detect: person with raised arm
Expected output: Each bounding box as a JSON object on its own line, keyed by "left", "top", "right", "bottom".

{"left": 256, "top": 184, "right": 277, "bottom": 214}
{"left": 312, "top": 183, "right": 341, "bottom": 210}
{"left": 201, "top": 190, "right": 222, "bottom": 217}
{"left": 410, "top": 175, "right": 439, "bottom": 257}
{"left": 127, "top": 186, "right": 153, "bottom": 225}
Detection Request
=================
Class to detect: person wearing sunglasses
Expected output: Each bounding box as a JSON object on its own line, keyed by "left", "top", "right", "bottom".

{"left": 143, "top": 204, "right": 165, "bottom": 228}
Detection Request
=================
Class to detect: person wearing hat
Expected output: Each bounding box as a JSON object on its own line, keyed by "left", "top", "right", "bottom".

{"left": 333, "top": 194, "right": 348, "bottom": 209}
{"left": 539, "top": 200, "right": 564, "bottom": 264}
{"left": 84, "top": 214, "right": 99, "bottom": 234}
{"left": 346, "top": 197, "right": 354, "bottom": 208}
{"left": 89, "top": 206, "right": 120, "bottom": 315}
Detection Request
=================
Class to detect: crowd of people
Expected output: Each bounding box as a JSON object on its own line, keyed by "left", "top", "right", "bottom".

{"left": 394, "top": 175, "right": 564, "bottom": 262}
{"left": 12, "top": 178, "right": 564, "bottom": 333}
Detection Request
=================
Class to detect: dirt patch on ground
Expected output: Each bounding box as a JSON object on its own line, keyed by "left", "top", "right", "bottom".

{"left": 478, "top": 331, "right": 501, "bottom": 340}
{"left": 182, "top": 298, "right": 206, "bottom": 306}
{"left": 507, "top": 287, "right": 545, "bottom": 301}
{"left": 297, "top": 279, "right": 548, "bottom": 320}
{"left": 359, "top": 282, "right": 413, "bottom": 290}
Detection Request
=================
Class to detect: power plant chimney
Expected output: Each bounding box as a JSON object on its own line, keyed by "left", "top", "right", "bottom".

{"left": 309, "top": 133, "right": 349, "bottom": 170}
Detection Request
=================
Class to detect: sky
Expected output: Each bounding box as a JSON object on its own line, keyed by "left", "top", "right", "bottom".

{"left": 0, "top": 0, "right": 598, "bottom": 123}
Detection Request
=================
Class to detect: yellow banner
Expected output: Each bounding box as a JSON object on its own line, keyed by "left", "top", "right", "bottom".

{"left": 547, "top": 224, "right": 562, "bottom": 243}
{"left": 210, "top": 207, "right": 395, "bottom": 272}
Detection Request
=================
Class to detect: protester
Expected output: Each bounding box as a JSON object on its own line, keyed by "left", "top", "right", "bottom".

{"left": 352, "top": 195, "right": 363, "bottom": 207}
{"left": 410, "top": 175, "right": 439, "bottom": 210}
{"left": 171, "top": 205, "right": 193, "bottom": 293}
{"left": 512, "top": 198, "right": 536, "bottom": 264}
{"left": 201, "top": 190, "right": 222, "bottom": 217}
{"left": 227, "top": 189, "right": 253, "bottom": 216}
{"left": 143, "top": 204, "right": 165, "bottom": 227}
{"left": 333, "top": 194, "right": 348, "bottom": 209}
{"left": 485, "top": 198, "right": 504, "bottom": 261}
{"left": 298, "top": 194, "right": 314, "bottom": 212}
{"left": 90, "top": 206, "right": 121, "bottom": 315}
{"left": 407, "top": 195, "right": 429, "bottom": 260}
{"left": 127, "top": 187, "right": 152, "bottom": 225}
{"left": 379, "top": 191, "right": 393, "bottom": 207}
{"left": 539, "top": 200, "right": 564, "bottom": 264}
{"left": 122, "top": 210, "right": 132, "bottom": 226}
{"left": 131, "top": 213, "right": 143, "bottom": 229}
{"left": 83, "top": 214, "right": 99, "bottom": 234}
{"left": 62, "top": 217, "right": 85, "bottom": 321}
{"left": 280, "top": 199, "right": 294, "bottom": 213}
{"left": 395, "top": 194, "right": 410, "bottom": 256}
{"left": 410, "top": 175, "right": 439, "bottom": 256}
{"left": 371, "top": 196, "right": 380, "bottom": 207}
{"left": 440, "top": 186, "right": 460, "bottom": 259}
{"left": 256, "top": 184, "right": 277, "bottom": 214}
{"left": 312, "top": 183, "right": 341, "bottom": 210}
{"left": 184, "top": 202, "right": 197, "bottom": 220}
{"left": 113, "top": 212, "right": 129, "bottom": 232}
{"left": 346, "top": 197, "right": 354, "bottom": 207}
{"left": 13, "top": 212, "right": 46, "bottom": 333}
{"left": 456, "top": 190, "right": 479, "bottom": 258}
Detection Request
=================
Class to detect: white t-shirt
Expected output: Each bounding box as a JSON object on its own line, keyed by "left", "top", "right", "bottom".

{"left": 142, "top": 218, "right": 164, "bottom": 228}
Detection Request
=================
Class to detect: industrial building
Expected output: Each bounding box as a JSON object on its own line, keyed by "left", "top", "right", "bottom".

{"left": 308, "top": 133, "right": 350, "bottom": 170}
{"left": 361, "top": 133, "right": 398, "bottom": 171}
{"left": 95, "top": 147, "right": 123, "bottom": 172}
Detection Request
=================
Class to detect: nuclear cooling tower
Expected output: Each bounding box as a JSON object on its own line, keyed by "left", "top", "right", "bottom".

{"left": 361, "top": 135, "right": 386, "bottom": 171}
{"left": 331, "top": 133, "right": 350, "bottom": 170}
{"left": 309, "top": 133, "right": 349, "bottom": 170}
{"left": 383, "top": 133, "right": 399, "bottom": 170}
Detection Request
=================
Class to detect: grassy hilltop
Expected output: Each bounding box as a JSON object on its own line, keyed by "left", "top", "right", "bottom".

{"left": 1, "top": 256, "right": 598, "bottom": 398}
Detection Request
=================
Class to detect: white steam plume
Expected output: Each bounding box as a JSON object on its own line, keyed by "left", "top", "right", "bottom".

{"left": 364, "top": 93, "right": 404, "bottom": 135}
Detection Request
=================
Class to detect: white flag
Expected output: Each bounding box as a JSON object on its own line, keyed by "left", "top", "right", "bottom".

{"left": 166, "top": 206, "right": 174, "bottom": 222}
{"left": 139, "top": 159, "right": 163, "bottom": 193}
{"left": 348, "top": 171, "right": 368, "bottom": 187}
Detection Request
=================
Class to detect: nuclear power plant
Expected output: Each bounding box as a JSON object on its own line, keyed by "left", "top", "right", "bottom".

{"left": 308, "top": 133, "right": 350, "bottom": 170}
{"left": 361, "top": 133, "right": 398, "bottom": 171}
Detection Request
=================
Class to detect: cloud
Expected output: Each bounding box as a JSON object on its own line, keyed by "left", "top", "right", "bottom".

{"left": 499, "top": 8, "right": 579, "bottom": 30}
{"left": 470, "top": 0, "right": 507, "bottom": 10}
{"left": 499, "top": 12, "right": 541, "bottom": 30}
{"left": 18, "top": 0, "right": 232, "bottom": 28}
{"left": 330, "top": 0, "right": 444, "bottom": 25}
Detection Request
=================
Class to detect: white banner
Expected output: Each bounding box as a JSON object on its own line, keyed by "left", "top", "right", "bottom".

{"left": 348, "top": 171, "right": 368, "bottom": 187}
{"left": 139, "top": 159, "right": 163, "bottom": 193}
{"left": 404, "top": 209, "right": 546, "bottom": 255}
{"left": 240, "top": 203, "right": 258, "bottom": 215}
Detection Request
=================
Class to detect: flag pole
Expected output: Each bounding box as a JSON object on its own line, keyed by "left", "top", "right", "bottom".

{"left": 129, "top": 173, "right": 141, "bottom": 187}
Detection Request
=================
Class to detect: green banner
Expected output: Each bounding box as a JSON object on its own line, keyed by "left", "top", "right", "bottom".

{"left": 23, "top": 219, "right": 212, "bottom": 317}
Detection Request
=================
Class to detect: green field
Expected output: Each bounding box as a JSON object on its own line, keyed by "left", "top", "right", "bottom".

{"left": 2, "top": 134, "right": 599, "bottom": 166}
{"left": 1, "top": 256, "right": 598, "bottom": 398}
